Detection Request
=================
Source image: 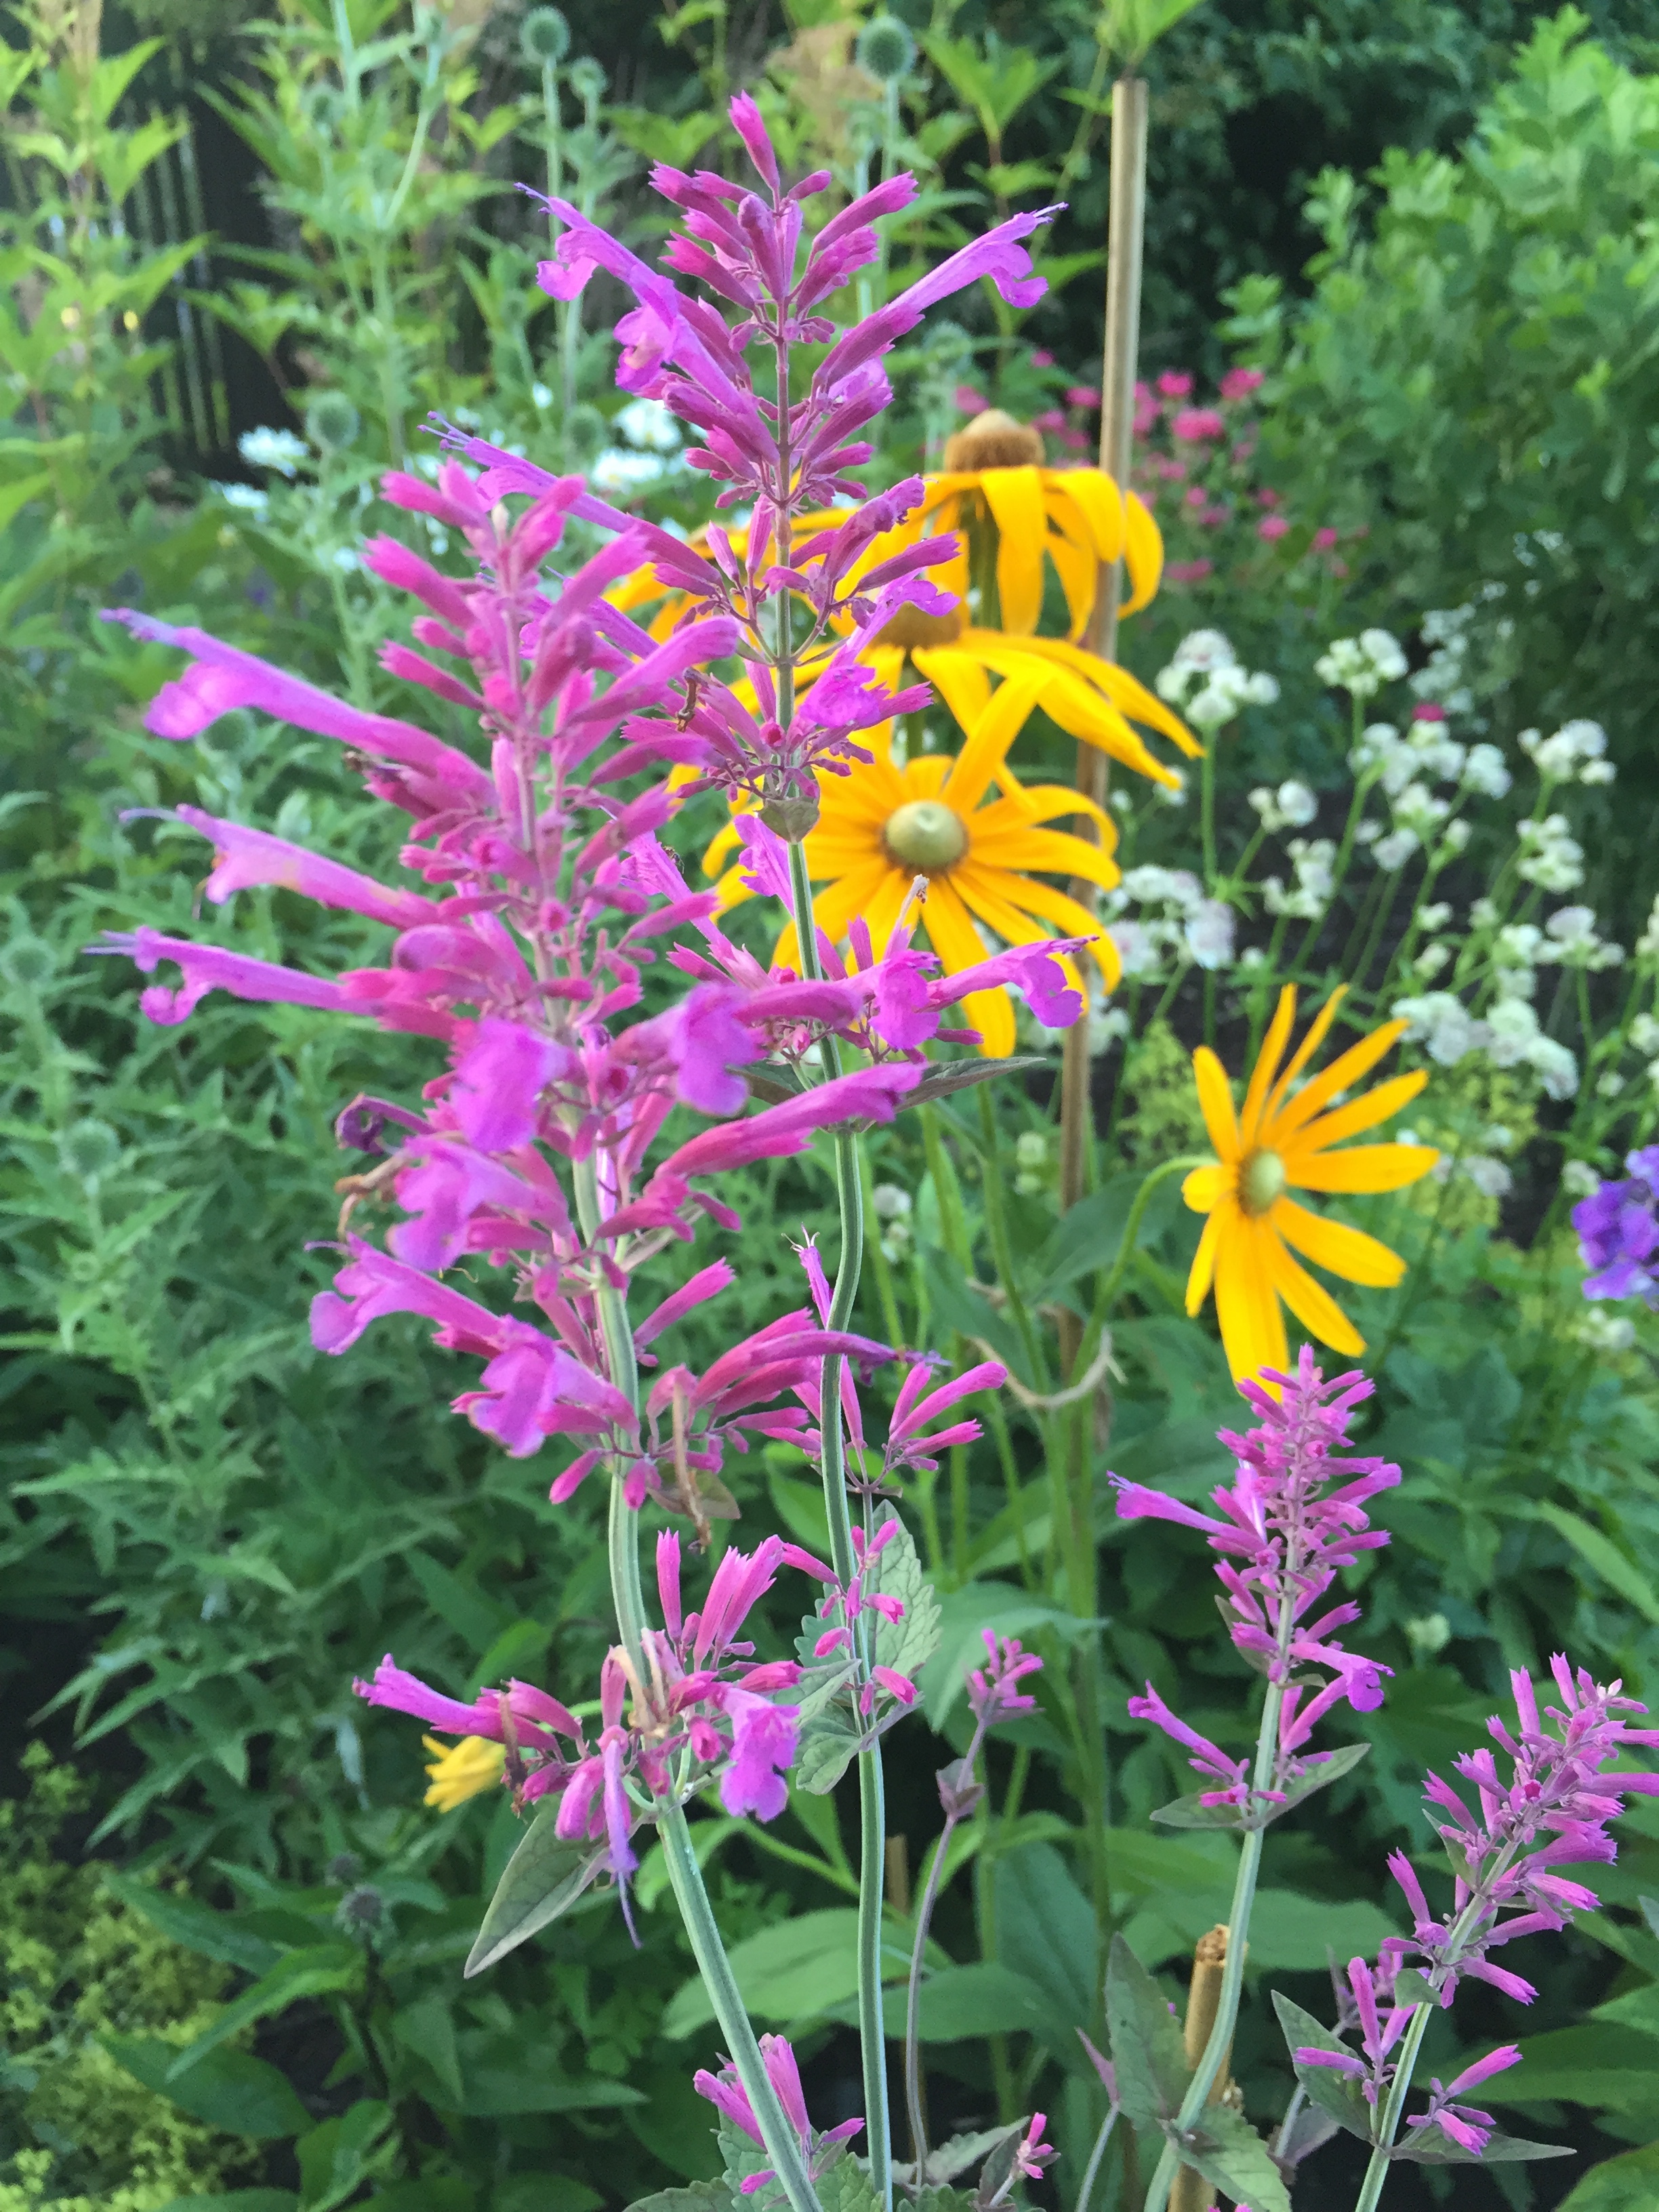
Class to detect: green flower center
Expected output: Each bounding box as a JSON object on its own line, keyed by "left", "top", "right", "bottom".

{"left": 1238, "top": 1147, "right": 1287, "bottom": 1216}
{"left": 883, "top": 798, "right": 968, "bottom": 873}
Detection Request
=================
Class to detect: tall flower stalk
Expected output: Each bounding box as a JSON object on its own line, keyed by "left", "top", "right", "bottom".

{"left": 99, "top": 101, "right": 1078, "bottom": 2212}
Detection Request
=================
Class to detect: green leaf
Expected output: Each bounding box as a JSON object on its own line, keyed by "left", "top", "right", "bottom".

{"left": 295, "top": 2101, "right": 396, "bottom": 2212}
{"left": 1559, "top": 2142, "right": 1659, "bottom": 2209}
{"left": 663, "top": 1907, "right": 863, "bottom": 2039}
{"left": 792, "top": 1515, "right": 940, "bottom": 1793}
{"left": 814, "top": 2158, "right": 881, "bottom": 2212}
{"left": 1271, "top": 1993, "right": 1371, "bottom": 2145}
{"left": 1175, "top": 2100, "right": 1292, "bottom": 2212}
{"left": 1151, "top": 1743, "right": 1372, "bottom": 1829}
{"left": 996, "top": 1843, "right": 1098, "bottom": 2060}
{"left": 464, "top": 1804, "right": 607, "bottom": 1975}
{"left": 1103, "top": 1932, "right": 1189, "bottom": 2128}
{"left": 900, "top": 1056, "right": 1052, "bottom": 1108}
{"left": 624, "top": 2190, "right": 733, "bottom": 2212}
{"left": 392, "top": 1995, "right": 465, "bottom": 2108}
{"left": 1392, "top": 2125, "right": 1570, "bottom": 2165}
{"left": 884, "top": 1962, "right": 1052, "bottom": 2043}
{"left": 1486, "top": 2024, "right": 1659, "bottom": 2113}
{"left": 100, "top": 1871, "right": 283, "bottom": 1977}
{"left": 1521, "top": 1503, "right": 1659, "bottom": 1626}
{"left": 101, "top": 2036, "right": 309, "bottom": 2139}
{"left": 156, "top": 2196, "right": 298, "bottom": 2212}
{"left": 167, "top": 1946, "right": 360, "bottom": 2078}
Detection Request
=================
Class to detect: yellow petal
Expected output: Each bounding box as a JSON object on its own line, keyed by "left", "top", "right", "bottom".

{"left": 1264, "top": 1225, "right": 1367, "bottom": 1356}
{"left": 920, "top": 878, "right": 1017, "bottom": 1056}
{"left": 1285, "top": 1144, "right": 1440, "bottom": 1196}
{"left": 951, "top": 861, "right": 1107, "bottom": 945}
{"left": 941, "top": 674, "right": 1044, "bottom": 814}
{"left": 1185, "top": 1200, "right": 1225, "bottom": 1312}
{"left": 1182, "top": 1163, "right": 1231, "bottom": 1214}
{"left": 1214, "top": 1212, "right": 1289, "bottom": 1385}
{"left": 1191, "top": 1046, "right": 1242, "bottom": 1162}
{"left": 1271, "top": 1019, "right": 1412, "bottom": 1143}
{"left": 975, "top": 783, "right": 1118, "bottom": 840}
{"left": 970, "top": 824, "right": 1120, "bottom": 891}
{"left": 1274, "top": 1196, "right": 1408, "bottom": 1288}
{"left": 909, "top": 642, "right": 989, "bottom": 734}
{"left": 1046, "top": 529, "right": 1099, "bottom": 638}
{"left": 988, "top": 632, "right": 1200, "bottom": 756}
{"left": 980, "top": 468, "right": 1049, "bottom": 634}
{"left": 1239, "top": 987, "right": 1297, "bottom": 1150}
{"left": 1014, "top": 662, "right": 1184, "bottom": 790}
{"left": 1287, "top": 1069, "right": 1427, "bottom": 1155}
{"left": 1259, "top": 985, "right": 1347, "bottom": 1128}
{"left": 1120, "top": 492, "right": 1164, "bottom": 616}
{"left": 1052, "top": 470, "right": 1126, "bottom": 562}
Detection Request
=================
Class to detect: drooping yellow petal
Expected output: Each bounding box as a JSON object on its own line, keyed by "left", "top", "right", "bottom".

{"left": 951, "top": 861, "right": 1109, "bottom": 949}
{"left": 1263, "top": 1227, "right": 1367, "bottom": 1356}
{"left": 989, "top": 633, "right": 1201, "bottom": 756}
{"left": 1284, "top": 1144, "right": 1441, "bottom": 1196}
{"left": 1212, "top": 1212, "right": 1289, "bottom": 1384}
{"left": 422, "top": 1734, "right": 505, "bottom": 1812}
{"left": 1238, "top": 987, "right": 1297, "bottom": 1150}
{"left": 1184, "top": 1200, "right": 1226, "bottom": 1313}
{"left": 1011, "top": 663, "right": 1184, "bottom": 790}
{"left": 1046, "top": 529, "right": 1099, "bottom": 638}
{"left": 1181, "top": 1164, "right": 1232, "bottom": 1214}
{"left": 1269, "top": 1019, "right": 1413, "bottom": 1143}
{"left": 1274, "top": 1196, "right": 1409, "bottom": 1288}
{"left": 1191, "top": 1046, "right": 1242, "bottom": 1163}
{"left": 940, "top": 675, "right": 1043, "bottom": 815}
{"left": 1052, "top": 470, "right": 1126, "bottom": 564}
{"left": 1288, "top": 1069, "right": 1428, "bottom": 1155}
{"left": 911, "top": 643, "right": 994, "bottom": 739}
{"left": 1120, "top": 492, "right": 1164, "bottom": 616}
{"left": 971, "top": 823, "right": 1120, "bottom": 893}
{"left": 920, "top": 878, "right": 1017, "bottom": 1055}
{"left": 973, "top": 785, "right": 1115, "bottom": 842}
{"left": 980, "top": 467, "right": 1048, "bottom": 634}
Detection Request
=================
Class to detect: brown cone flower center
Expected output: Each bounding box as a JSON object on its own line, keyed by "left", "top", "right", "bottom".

{"left": 942, "top": 407, "right": 1046, "bottom": 472}
{"left": 884, "top": 799, "right": 968, "bottom": 873}
{"left": 1237, "top": 1147, "right": 1287, "bottom": 1217}
{"left": 874, "top": 601, "right": 966, "bottom": 651}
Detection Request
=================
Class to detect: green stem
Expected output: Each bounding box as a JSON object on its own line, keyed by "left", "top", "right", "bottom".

{"left": 975, "top": 1084, "right": 1046, "bottom": 1386}
{"left": 904, "top": 1715, "right": 990, "bottom": 2172}
{"left": 1200, "top": 740, "right": 1218, "bottom": 890}
{"left": 1075, "top": 2108, "right": 1119, "bottom": 2212}
{"left": 857, "top": 1145, "right": 906, "bottom": 1352}
{"left": 1094, "top": 1154, "right": 1207, "bottom": 1321}
{"left": 786, "top": 836, "right": 890, "bottom": 2212}
{"left": 659, "top": 1804, "right": 824, "bottom": 2212}
{"left": 1142, "top": 1590, "right": 1294, "bottom": 2212}
{"left": 1351, "top": 2002, "right": 1433, "bottom": 2212}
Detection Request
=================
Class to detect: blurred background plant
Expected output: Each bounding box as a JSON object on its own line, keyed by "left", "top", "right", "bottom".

{"left": 7, "top": 1, "right": 1659, "bottom": 2209}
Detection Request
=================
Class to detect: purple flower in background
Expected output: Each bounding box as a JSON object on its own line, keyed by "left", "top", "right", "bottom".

{"left": 1404, "top": 2047, "right": 1522, "bottom": 2156}
{"left": 1573, "top": 1147, "right": 1659, "bottom": 1305}
{"left": 967, "top": 1633, "right": 1044, "bottom": 1723}
{"left": 1115, "top": 1348, "right": 1397, "bottom": 1816}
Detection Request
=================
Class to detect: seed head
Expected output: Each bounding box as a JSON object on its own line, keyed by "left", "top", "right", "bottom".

{"left": 521, "top": 6, "right": 571, "bottom": 66}
{"left": 856, "top": 14, "right": 915, "bottom": 83}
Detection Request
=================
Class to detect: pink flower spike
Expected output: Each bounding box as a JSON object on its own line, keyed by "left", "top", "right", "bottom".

{"left": 657, "top": 1530, "right": 684, "bottom": 1636}
{"left": 871, "top": 1665, "right": 916, "bottom": 1706}
{"left": 729, "top": 91, "right": 780, "bottom": 194}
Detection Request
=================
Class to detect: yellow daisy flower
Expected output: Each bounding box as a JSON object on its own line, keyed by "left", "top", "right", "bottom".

{"left": 422, "top": 1732, "right": 505, "bottom": 1811}
{"left": 889, "top": 407, "right": 1164, "bottom": 639}
{"left": 1181, "top": 986, "right": 1439, "bottom": 1385}
{"left": 707, "top": 672, "right": 1121, "bottom": 1059}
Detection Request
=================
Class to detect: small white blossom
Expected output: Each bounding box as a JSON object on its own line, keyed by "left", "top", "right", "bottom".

{"left": 1516, "top": 813, "right": 1584, "bottom": 892}
{"left": 1638, "top": 897, "right": 1659, "bottom": 962}
{"left": 1561, "top": 1161, "right": 1601, "bottom": 1199}
{"left": 1521, "top": 718, "right": 1612, "bottom": 785}
{"left": 238, "top": 426, "right": 308, "bottom": 476}
{"left": 1462, "top": 1155, "right": 1514, "bottom": 1200}
{"left": 214, "top": 480, "right": 269, "bottom": 514}
{"left": 1631, "top": 1014, "right": 1659, "bottom": 1057}
{"left": 1470, "top": 897, "right": 1500, "bottom": 928}
{"left": 1107, "top": 920, "right": 1158, "bottom": 977}
{"left": 1462, "top": 743, "right": 1512, "bottom": 799}
{"left": 1248, "top": 779, "right": 1317, "bottom": 833}
{"left": 1598, "top": 1072, "right": 1626, "bottom": 1099}
{"left": 1155, "top": 630, "right": 1237, "bottom": 703}
{"left": 1418, "top": 902, "right": 1452, "bottom": 933}
{"left": 531, "top": 381, "right": 554, "bottom": 409}
{"left": 871, "top": 1183, "right": 912, "bottom": 1221}
{"left": 1122, "top": 866, "right": 1204, "bottom": 914}
{"left": 591, "top": 448, "right": 667, "bottom": 495}
{"left": 1393, "top": 991, "right": 1485, "bottom": 1066}
{"left": 1185, "top": 899, "right": 1235, "bottom": 970}
{"left": 1531, "top": 1037, "right": 1580, "bottom": 1099}
{"left": 1374, "top": 827, "right": 1420, "bottom": 871}
{"left": 1578, "top": 1307, "right": 1636, "bottom": 1353}
{"left": 616, "top": 396, "right": 682, "bottom": 452}
{"left": 1413, "top": 945, "right": 1451, "bottom": 979}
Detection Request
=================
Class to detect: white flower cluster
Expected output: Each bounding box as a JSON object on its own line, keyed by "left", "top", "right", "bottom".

{"left": 871, "top": 1182, "right": 913, "bottom": 1264}
{"left": 1315, "top": 628, "right": 1408, "bottom": 701}
{"left": 1264, "top": 838, "right": 1336, "bottom": 921}
{"left": 590, "top": 398, "right": 686, "bottom": 498}
{"left": 1154, "top": 631, "right": 1278, "bottom": 731}
{"left": 1515, "top": 813, "right": 1585, "bottom": 891}
{"left": 1519, "top": 720, "right": 1615, "bottom": 787}
{"left": 1639, "top": 897, "right": 1659, "bottom": 963}
{"left": 1392, "top": 991, "right": 1579, "bottom": 1099}
{"left": 1248, "top": 780, "right": 1317, "bottom": 833}
{"left": 1412, "top": 603, "right": 1481, "bottom": 716}
{"left": 1536, "top": 905, "right": 1624, "bottom": 972}
{"left": 1578, "top": 1307, "right": 1637, "bottom": 1353}
{"left": 1346, "top": 715, "right": 1494, "bottom": 872}
{"left": 238, "top": 426, "right": 308, "bottom": 478}
{"left": 1109, "top": 867, "right": 1234, "bottom": 972}
{"left": 616, "top": 396, "right": 682, "bottom": 453}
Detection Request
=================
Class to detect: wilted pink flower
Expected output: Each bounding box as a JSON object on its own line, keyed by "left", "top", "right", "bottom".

{"left": 1065, "top": 383, "right": 1097, "bottom": 409}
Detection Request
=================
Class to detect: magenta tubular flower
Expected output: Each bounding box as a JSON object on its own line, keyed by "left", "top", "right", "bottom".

{"left": 966, "top": 1632, "right": 1044, "bottom": 1722}
{"left": 694, "top": 2032, "right": 864, "bottom": 2195}
{"left": 1115, "top": 1346, "right": 1397, "bottom": 1817}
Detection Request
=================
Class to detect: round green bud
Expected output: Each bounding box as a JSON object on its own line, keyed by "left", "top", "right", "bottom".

{"left": 60, "top": 1119, "right": 122, "bottom": 1185}
{"left": 520, "top": 6, "right": 571, "bottom": 66}
{"left": 567, "top": 55, "right": 605, "bottom": 109}
{"left": 562, "top": 402, "right": 607, "bottom": 468}
{"left": 0, "top": 935, "right": 55, "bottom": 990}
{"left": 855, "top": 14, "right": 915, "bottom": 83}
{"left": 305, "top": 392, "right": 361, "bottom": 456}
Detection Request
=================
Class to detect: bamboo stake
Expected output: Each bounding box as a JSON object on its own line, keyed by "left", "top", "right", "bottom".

{"left": 1170, "top": 1924, "right": 1239, "bottom": 2212}
{"left": 1059, "top": 70, "right": 1149, "bottom": 1342}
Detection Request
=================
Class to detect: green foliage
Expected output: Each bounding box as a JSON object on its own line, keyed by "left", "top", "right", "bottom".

{"left": 1232, "top": 9, "right": 1659, "bottom": 861}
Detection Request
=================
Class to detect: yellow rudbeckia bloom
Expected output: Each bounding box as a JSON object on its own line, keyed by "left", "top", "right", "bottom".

{"left": 896, "top": 407, "right": 1164, "bottom": 638}
{"left": 1181, "top": 986, "right": 1439, "bottom": 1385}
{"left": 422, "top": 1733, "right": 505, "bottom": 1811}
{"left": 706, "top": 673, "right": 1122, "bottom": 1058}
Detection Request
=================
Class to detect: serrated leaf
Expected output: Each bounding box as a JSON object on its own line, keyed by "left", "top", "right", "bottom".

{"left": 465, "top": 1805, "right": 607, "bottom": 1975}
{"left": 1150, "top": 1742, "right": 1370, "bottom": 1831}
{"left": 893, "top": 2124, "right": 1021, "bottom": 2188}
{"left": 624, "top": 2188, "right": 733, "bottom": 2212}
{"left": 1103, "top": 1931, "right": 1189, "bottom": 2129}
{"left": 901, "top": 1056, "right": 1051, "bottom": 1107}
{"left": 814, "top": 2156, "right": 880, "bottom": 2212}
{"left": 1148, "top": 1793, "right": 1248, "bottom": 1831}
{"left": 1271, "top": 1992, "right": 1372, "bottom": 2146}
{"left": 791, "top": 1517, "right": 939, "bottom": 1794}
{"left": 1391, "top": 2126, "right": 1571, "bottom": 2165}
{"left": 874, "top": 1518, "right": 941, "bottom": 1681}
{"left": 1390, "top": 1968, "right": 1437, "bottom": 2009}
{"left": 1175, "top": 2101, "right": 1292, "bottom": 2212}
{"left": 794, "top": 1706, "right": 861, "bottom": 1795}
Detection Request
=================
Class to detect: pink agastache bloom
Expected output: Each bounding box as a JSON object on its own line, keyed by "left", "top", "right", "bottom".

{"left": 883, "top": 1357, "right": 1006, "bottom": 1479}
{"left": 694, "top": 2030, "right": 863, "bottom": 2195}
{"left": 966, "top": 1632, "right": 1043, "bottom": 1722}
{"left": 1384, "top": 1658, "right": 1659, "bottom": 2009}
{"left": 356, "top": 1531, "right": 810, "bottom": 1929}
{"left": 790, "top": 1515, "right": 919, "bottom": 1721}
{"left": 1116, "top": 1349, "right": 1398, "bottom": 1816}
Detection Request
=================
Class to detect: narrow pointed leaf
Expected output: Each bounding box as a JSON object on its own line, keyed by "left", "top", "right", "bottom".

{"left": 465, "top": 1805, "right": 607, "bottom": 1975}
{"left": 1104, "top": 1931, "right": 1189, "bottom": 2128}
